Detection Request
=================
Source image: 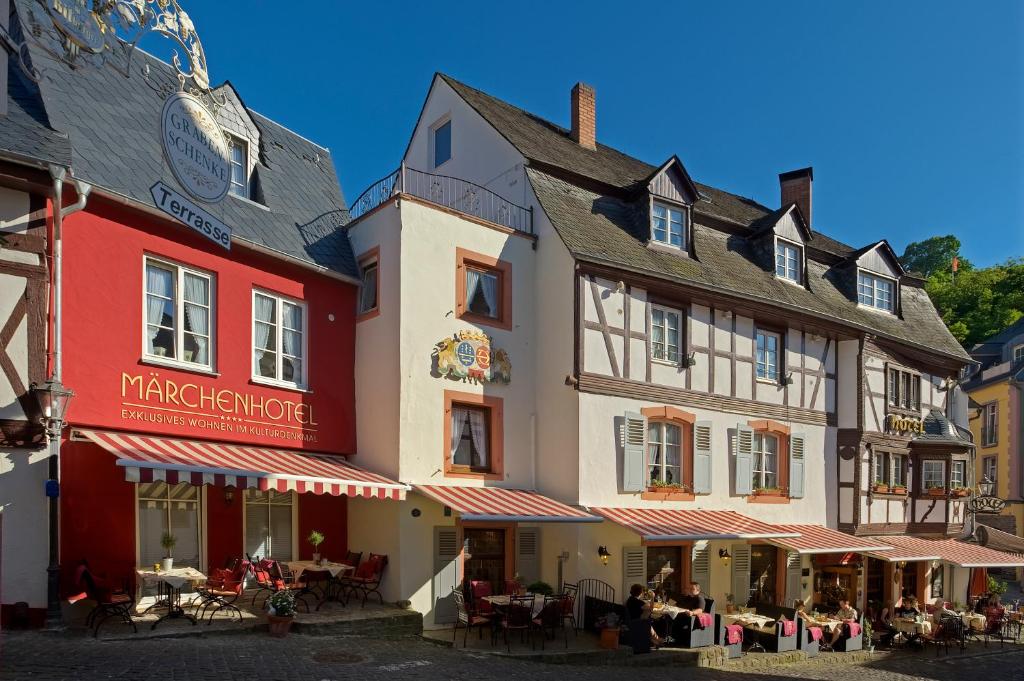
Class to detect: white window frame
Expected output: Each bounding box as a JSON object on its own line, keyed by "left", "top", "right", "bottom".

{"left": 950, "top": 460, "right": 967, "bottom": 489}
{"left": 982, "top": 402, "right": 998, "bottom": 446}
{"left": 1014, "top": 344, "right": 1024, "bottom": 363}
{"left": 857, "top": 269, "right": 896, "bottom": 312}
{"left": 921, "top": 460, "right": 945, "bottom": 490}
{"left": 647, "top": 421, "right": 683, "bottom": 486}
{"left": 982, "top": 455, "right": 997, "bottom": 487}
{"left": 890, "top": 453, "right": 906, "bottom": 487}
{"left": 755, "top": 329, "right": 781, "bottom": 383}
{"left": 650, "top": 201, "right": 687, "bottom": 249}
{"left": 227, "top": 135, "right": 250, "bottom": 198}
{"left": 252, "top": 289, "right": 309, "bottom": 389}
{"left": 142, "top": 256, "right": 215, "bottom": 372}
{"left": 242, "top": 489, "right": 298, "bottom": 562}
{"left": 751, "top": 432, "right": 779, "bottom": 490}
{"left": 430, "top": 116, "right": 452, "bottom": 169}
{"left": 134, "top": 481, "right": 205, "bottom": 572}
{"left": 774, "top": 237, "right": 802, "bottom": 283}
{"left": 650, "top": 304, "right": 683, "bottom": 365}
{"left": 873, "top": 452, "right": 886, "bottom": 484}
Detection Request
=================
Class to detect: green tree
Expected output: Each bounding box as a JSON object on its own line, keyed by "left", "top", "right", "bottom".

{"left": 899, "top": 235, "right": 972, "bottom": 277}
{"left": 925, "top": 257, "right": 1024, "bottom": 347}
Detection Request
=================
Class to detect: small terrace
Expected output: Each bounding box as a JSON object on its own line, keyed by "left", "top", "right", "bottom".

{"left": 349, "top": 165, "right": 534, "bottom": 235}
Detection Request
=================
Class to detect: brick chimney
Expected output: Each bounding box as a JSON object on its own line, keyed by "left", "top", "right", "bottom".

{"left": 779, "top": 167, "right": 813, "bottom": 228}
{"left": 570, "top": 82, "right": 596, "bottom": 150}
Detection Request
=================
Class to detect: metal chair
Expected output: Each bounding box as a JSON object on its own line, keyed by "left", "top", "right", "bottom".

{"left": 452, "top": 588, "right": 494, "bottom": 647}
{"left": 500, "top": 595, "right": 536, "bottom": 651}
{"left": 71, "top": 561, "right": 137, "bottom": 638}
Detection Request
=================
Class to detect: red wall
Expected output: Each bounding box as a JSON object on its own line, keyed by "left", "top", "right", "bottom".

{"left": 60, "top": 441, "right": 136, "bottom": 589}
{"left": 297, "top": 493, "right": 348, "bottom": 561}
{"left": 206, "top": 487, "right": 243, "bottom": 572}
{"left": 60, "top": 197, "right": 357, "bottom": 453}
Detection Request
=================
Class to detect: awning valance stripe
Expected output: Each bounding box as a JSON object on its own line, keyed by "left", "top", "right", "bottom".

{"left": 593, "top": 507, "right": 800, "bottom": 541}
{"left": 77, "top": 429, "right": 409, "bottom": 501}
{"left": 864, "top": 535, "right": 1024, "bottom": 567}
{"left": 415, "top": 485, "right": 600, "bottom": 522}
{"left": 767, "top": 525, "right": 895, "bottom": 555}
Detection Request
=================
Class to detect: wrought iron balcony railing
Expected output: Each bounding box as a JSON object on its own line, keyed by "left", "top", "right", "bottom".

{"left": 348, "top": 165, "right": 533, "bottom": 235}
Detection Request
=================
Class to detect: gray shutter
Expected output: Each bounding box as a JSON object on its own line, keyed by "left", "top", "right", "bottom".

{"left": 622, "top": 412, "right": 647, "bottom": 492}
{"left": 785, "top": 551, "right": 803, "bottom": 607}
{"left": 693, "top": 421, "right": 713, "bottom": 494}
{"left": 734, "top": 424, "right": 754, "bottom": 496}
{"left": 691, "top": 541, "right": 711, "bottom": 595}
{"left": 789, "top": 432, "right": 806, "bottom": 498}
{"left": 730, "top": 543, "right": 751, "bottom": 607}
{"left": 432, "top": 527, "right": 460, "bottom": 625}
{"left": 516, "top": 527, "right": 540, "bottom": 585}
{"left": 622, "top": 546, "right": 647, "bottom": 600}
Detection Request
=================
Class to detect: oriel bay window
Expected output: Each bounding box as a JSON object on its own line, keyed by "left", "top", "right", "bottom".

{"left": 138, "top": 481, "right": 201, "bottom": 569}
{"left": 951, "top": 460, "right": 967, "bottom": 490}
{"left": 245, "top": 489, "right": 294, "bottom": 561}
{"left": 253, "top": 290, "right": 307, "bottom": 388}
{"left": 144, "top": 257, "right": 213, "bottom": 369}
{"left": 921, "top": 460, "right": 945, "bottom": 491}
{"left": 444, "top": 391, "right": 503, "bottom": 479}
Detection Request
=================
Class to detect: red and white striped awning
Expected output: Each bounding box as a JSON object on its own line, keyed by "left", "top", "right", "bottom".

{"left": 415, "top": 485, "right": 600, "bottom": 523}
{"left": 593, "top": 508, "right": 799, "bottom": 541}
{"left": 766, "top": 525, "right": 895, "bottom": 555}
{"left": 864, "top": 535, "right": 1024, "bottom": 568}
{"left": 76, "top": 429, "right": 409, "bottom": 500}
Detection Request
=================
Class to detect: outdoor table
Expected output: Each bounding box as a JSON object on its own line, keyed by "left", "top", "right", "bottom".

{"left": 724, "top": 612, "right": 776, "bottom": 652}
{"left": 894, "top": 616, "right": 931, "bottom": 645}
{"left": 958, "top": 612, "right": 986, "bottom": 631}
{"left": 483, "top": 593, "right": 544, "bottom": 617}
{"left": 284, "top": 561, "right": 353, "bottom": 609}
{"left": 650, "top": 603, "right": 688, "bottom": 620}
{"left": 136, "top": 566, "right": 206, "bottom": 629}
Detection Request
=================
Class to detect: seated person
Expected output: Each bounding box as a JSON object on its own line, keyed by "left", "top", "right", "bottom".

{"left": 626, "top": 583, "right": 662, "bottom": 647}
{"left": 895, "top": 596, "right": 920, "bottom": 618}
{"left": 867, "top": 603, "right": 897, "bottom": 647}
{"left": 829, "top": 599, "right": 858, "bottom": 646}
{"left": 793, "top": 599, "right": 816, "bottom": 625}
{"left": 934, "top": 601, "right": 958, "bottom": 620}
{"left": 676, "top": 581, "right": 706, "bottom": 616}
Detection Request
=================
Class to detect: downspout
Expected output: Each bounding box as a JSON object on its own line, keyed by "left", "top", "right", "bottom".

{"left": 48, "top": 165, "right": 92, "bottom": 381}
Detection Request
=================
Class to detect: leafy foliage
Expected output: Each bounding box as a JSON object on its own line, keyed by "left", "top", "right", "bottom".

{"left": 267, "top": 589, "right": 297, "bottom": 617}
{"left": 900, "top": 236, "right": 1024, "bottom": 347}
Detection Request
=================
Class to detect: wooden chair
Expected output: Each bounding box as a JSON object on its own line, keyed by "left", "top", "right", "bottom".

{"left": 452, "top": 588, "right": 493, "bottom": 647}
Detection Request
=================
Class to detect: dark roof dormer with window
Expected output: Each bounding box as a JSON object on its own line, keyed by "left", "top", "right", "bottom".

{"left": 641, "top": 156, "right": 698, "bottom": 254}
{"left": 747, "top": 203, "right": 812, "bottom": 287}
{"left": 840, "top": 241, "right": 905, "bottom": 315}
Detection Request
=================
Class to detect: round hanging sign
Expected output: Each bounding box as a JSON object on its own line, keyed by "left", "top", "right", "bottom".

{"left": 45, "top": 0, "right": 106, "bottom": 54}
{"left": 160, "top": 92, "right": 231, "bottom": 204}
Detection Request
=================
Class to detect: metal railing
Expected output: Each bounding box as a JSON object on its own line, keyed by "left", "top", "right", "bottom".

{"left": 348, "top": 164, "right": 533, "bottom": 235}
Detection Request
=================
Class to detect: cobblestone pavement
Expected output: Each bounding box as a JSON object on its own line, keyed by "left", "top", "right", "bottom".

{"left": 0, "top": 632, "right": 1021, "bottom": 681}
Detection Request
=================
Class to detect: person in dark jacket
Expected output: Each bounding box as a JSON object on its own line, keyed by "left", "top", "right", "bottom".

{"left": 626, "top": 583, "right": 662, "bottom": 647}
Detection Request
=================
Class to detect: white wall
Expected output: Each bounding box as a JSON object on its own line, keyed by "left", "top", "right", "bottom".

{"left": 0, "top": 449, "right": 49, "bottom": 609}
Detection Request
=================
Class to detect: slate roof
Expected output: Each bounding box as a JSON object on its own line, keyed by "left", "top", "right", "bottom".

{"left": 912, "top": 409, "right": 973, "bottom": 447}
{"left": 438, "top": 73, "right": 968, "bottom": 362}
{"left": 0, "top": 62, "right": 71, "bottom": 167}
{"left": 4, "top": 0, "right": 355, "bottom": 279}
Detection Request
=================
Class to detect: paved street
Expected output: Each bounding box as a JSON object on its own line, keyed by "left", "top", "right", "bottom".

{"left": 1, "top": 632, "right": 1021, "bottom": 681}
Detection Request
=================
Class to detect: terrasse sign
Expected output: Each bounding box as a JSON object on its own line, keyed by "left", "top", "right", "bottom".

{"left": 161, "top": 92, "right": 231, "bottom": 203}
{"left": 120, "top": 371, "right": 318, "bottom": 442}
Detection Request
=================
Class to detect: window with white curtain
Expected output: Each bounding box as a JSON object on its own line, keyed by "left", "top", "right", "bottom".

{"left": 228, "top": 135, "right": 249, "bottom": 198}
{"left": 144, "top": 258, "right": 213, "bottom": 369}
{"left": 253, "top": 290, "right": 307, "bottom": 388}
{"left": 751, "top": 433, "right": 778, "bottom": 490}
{"left": 244, "top": 489, "right": 294, "bottom": 561}
{"left": 450, "top": 404, "right": 490, "bottom": 471}
{"left": 466, "top": 267, "right": 500, "bottom": 319}
{"left": 137, "top": 481, "right": 201, "bottom": 569}
{"left": 651, "top": 305, "right": 682, "bottom": 364}
{"left": 648, "top": 421, "right": 682, "bottom": 485}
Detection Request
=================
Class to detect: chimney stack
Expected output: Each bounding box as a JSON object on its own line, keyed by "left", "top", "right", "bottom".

{"left": 779, "top": 167, "right": 812, "bottom": 228}
{"left": 570, "top": 82, "right": 596, "bottom": 150}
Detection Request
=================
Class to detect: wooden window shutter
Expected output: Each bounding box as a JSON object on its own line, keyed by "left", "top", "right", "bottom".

{"left": 692, "top": 421, "right": 713, "bottom": 494}
{"left": 691, "top": 541, "right": 711, "bottom": 595}
{"left": 622, "top": 411, "right": 647, "bottom": 492}
{"left": 730, "top": 543, "right": 752, "bottom": 607}
{"left": 516, "top": 527, "right": 540, "bottom": 585}
{"left": 734, "top": 424, "right": 754, "bottom": 496}
{"left": 785, "top": 550, "right": 803, "bottom": 606}
{"left": 622, "top": 546, "right": 647, "bottom": 599}
{"left": 432, "top": 527, "right": 460, "bottom": 625}
{"left": 789, "top": 432, "right": 806, "bottom": 498}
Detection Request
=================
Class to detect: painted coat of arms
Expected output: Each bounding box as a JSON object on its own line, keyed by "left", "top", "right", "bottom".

{"left": 434, "top": 330, "right": 511, "bottom": 384}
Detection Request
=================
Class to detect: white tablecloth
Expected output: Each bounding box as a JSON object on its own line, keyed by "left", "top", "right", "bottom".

{"left": 285, "top": 561, "right": 352, "bottom": 580}
{"left": 136, "top": 567, "right": 206, "bottom": 590}
{"left": 725, "top": 613, "right": 776, "bottom": 630}
{"left": 895, "top": 618, "right": 932, "bottom": 636}
{"left": 483, "top": 594, "right": 545, "bottom": 617}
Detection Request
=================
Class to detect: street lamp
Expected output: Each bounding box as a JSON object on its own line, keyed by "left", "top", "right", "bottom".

{"left": 978, "top": 476, "right": 995, "bottom": 498}
{"left": 30, "top": 377, "right": 74, "bottom": 630}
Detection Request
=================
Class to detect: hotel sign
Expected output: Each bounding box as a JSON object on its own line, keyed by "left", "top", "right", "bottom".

{"left": 434, "top": 331, "right": 511, "bottom": 384}
{"left": 886, "top": 414, "right": 923, "bottom": 435}
{"left": 120, "top": 371, "right": 318, "bottom": 443}
{"left": 161, "top": 92, "right": 231, "bottom": 203}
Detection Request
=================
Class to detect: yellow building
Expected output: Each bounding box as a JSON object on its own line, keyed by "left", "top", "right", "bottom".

{"left": 965, "top": 318, "right": 1024, "bottom": 579}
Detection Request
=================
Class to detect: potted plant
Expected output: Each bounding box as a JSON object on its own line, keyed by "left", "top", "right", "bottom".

{"left": 891, "top": 484, "right": 907, "bottom": 495}
{"left": 160, "top": 532, "right": 176, "bottom": 571}
{"left": 510, "top": 573, "right": 525, "bottom": 595}
{"left": 950, "top": 486, "right": 970, "bottom": 498}
{"left": 872, "top": 482, "right": 890, "bottom": 494}
{"left": 927, "top": 485, "right": 946, "bottom": 497}
{"left": 526, "top": 580, "right": 554, "bottom": 596}
{"left": 307, "top": 530, "right": 325, "bottom": 564}
{"left": 987, "top": 575, "right": 1008, "bottom": 604}
{"left": 862, "top": 618, "right": 874, "bottom": 653}
{"left": 266, "top": 589, "right": 297, "bottom": 637}
{"left": 752, "top": 485, "right": 784, "bottom": 497}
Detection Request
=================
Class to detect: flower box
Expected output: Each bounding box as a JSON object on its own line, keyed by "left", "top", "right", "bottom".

{"left": 751, "top": 487, "right": 785, "bottom": 497}
{"left": 890, "top": 486, "right": 907, "bottom": 495}
{"left": 872, "top": 484, "right": 890, "bottom": 494}
{"left": 926, "top": 487, "right": 947, "bottom": 497}
{"left": 950, "top": 488, "right": 970, "bottom": 498}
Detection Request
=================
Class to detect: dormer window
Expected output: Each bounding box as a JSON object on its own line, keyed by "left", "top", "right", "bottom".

{"left": 774, "top": 239, "right": 802, "bottom": 283}
{"left": 431, "top": 117, "right": 452, "bottom": 168}
{"left": 228, "top": 135, "right": 249, "bottom": 198}
{"left": 857, "top": 270, "right": 895, "bottom": 312}
{"left": 652, "top": 202, "right": 686, "bottom": 249}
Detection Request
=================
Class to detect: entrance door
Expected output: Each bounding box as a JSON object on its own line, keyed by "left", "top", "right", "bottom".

{"left": 464, "top": 528, "right": 506, "bottom": 594}
{"left": 748, "top": 544, "right": 778, "bottom": 607}
{"left": 647, "top": 546, "right": 683, "bottom": 598}
{"left": 866, "top": 557, "right": 885, "bottom": 607}
{"left": 901, "top": 564, "right": 918, "bottom": 602}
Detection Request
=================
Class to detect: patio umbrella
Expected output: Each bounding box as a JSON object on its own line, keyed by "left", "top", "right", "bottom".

{"left": 969, "top": 567, "right": 988, "bottom": 597}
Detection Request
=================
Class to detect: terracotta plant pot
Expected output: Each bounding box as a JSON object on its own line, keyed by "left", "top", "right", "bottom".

{"left": 891, "top": 487, "right": 907, "bottom": 495}
{"left": 267, "top": 614, "right": 294, "bottom": 638}
{"left": 873, "top": 485, "right": 890, "bottom": 494}
{"left": 599, "top": 627, "right": 620, "bottom": 649}
{"left": 927, "top": 488, "right": 946, "bottom": 497}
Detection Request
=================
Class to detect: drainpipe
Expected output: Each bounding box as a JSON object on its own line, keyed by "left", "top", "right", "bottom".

{"left": 44, "top": 165, "right": 91, "bottom": 629}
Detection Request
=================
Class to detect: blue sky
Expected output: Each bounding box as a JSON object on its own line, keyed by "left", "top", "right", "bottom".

{"left": 180, "top": 0, "right": 1023, "bottom": 267}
